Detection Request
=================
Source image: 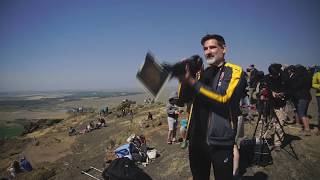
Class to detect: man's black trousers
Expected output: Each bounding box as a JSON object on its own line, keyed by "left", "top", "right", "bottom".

{"left": 189, "top": 142, "right": 233, "bottom": 180}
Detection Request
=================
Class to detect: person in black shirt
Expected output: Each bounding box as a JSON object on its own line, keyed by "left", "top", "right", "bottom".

{"left": 265, "top": 64, "right": 288, "bottom": 150}
{"left": 287, "top": 65, "right": 312, "bottom": 136}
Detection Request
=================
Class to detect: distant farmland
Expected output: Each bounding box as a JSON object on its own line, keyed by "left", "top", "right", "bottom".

{"left": 0, "top": 91, "right": 142, "bottom": 111}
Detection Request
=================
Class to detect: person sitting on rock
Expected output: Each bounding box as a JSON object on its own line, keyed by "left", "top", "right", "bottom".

{"left": 147, "top": 112, "right": 153, "bottom": 120}
{"left": 86, "top": 123, "right": 92, "bottom": 133}
{"left": 89, "top": 121, "right": 95, "bottom": 130}
{"left": 7, "top": 160, "right": 22, "bottom": 178}
{"left": 20, "top": 156, "right": 33, "bottom": 172}
{"left": 68, "top": 127, "right": 77, "bottom": 136}
{"left": 98, "top": 117, "right": 106, "bottom": 127}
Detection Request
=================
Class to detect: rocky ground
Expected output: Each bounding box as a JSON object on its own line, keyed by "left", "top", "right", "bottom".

{"left": 1, "top": 97, "right": 320, "bottom": 180}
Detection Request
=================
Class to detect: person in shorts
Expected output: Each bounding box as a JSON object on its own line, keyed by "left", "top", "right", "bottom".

{"left": 287, "top": 65, "right": 312, "bottom": 136}
{"left": 180, "top": 118, "right": 188, "bottom": 148}
{"left": 166, "top": 92, "right": 179, "bottom": 144}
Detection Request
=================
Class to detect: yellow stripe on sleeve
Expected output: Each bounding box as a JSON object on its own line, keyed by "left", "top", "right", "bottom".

{"left": 186, "top": 103, "right": 194, "bottom": 138}
{"left": 178, "top": 83, "right": 182, "bottom": 98}
{"left": 198, "top": 63, "right": 242, "bottom": 103}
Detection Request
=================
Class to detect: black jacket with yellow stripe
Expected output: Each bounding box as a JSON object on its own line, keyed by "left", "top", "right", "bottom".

{"left": 177, "top": 62, "right": 247, "bottom": 146}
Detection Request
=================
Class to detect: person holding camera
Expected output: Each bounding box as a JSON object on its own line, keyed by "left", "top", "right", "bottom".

{"left": 264, "top": 64, "right": 288, "bottom": 151}
{"left": 174, "top": 34, "right": 246, "bottom": 180}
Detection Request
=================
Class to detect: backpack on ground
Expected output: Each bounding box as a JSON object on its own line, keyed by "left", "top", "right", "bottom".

{"left": 102, "top": 157, "right": 152, "bottom": 180}
{"left": 127, "top": 135, "right": 148, "bottom": 163}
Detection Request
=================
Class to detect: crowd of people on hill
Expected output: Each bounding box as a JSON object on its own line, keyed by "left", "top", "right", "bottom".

{"left": 246, "top": 63, "right": 320, "bottom": 137}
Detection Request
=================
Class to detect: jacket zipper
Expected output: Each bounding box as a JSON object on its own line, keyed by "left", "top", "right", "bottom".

{"left": 207, "top": 112, "right": 212, "bottom": 144}
{"left": 206, "top": 66, "right": 224, "bottom": 144}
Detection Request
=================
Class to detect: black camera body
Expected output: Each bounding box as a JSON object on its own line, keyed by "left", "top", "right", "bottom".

{"left": 163, "top": 55, "right": 203, "bottom": 78}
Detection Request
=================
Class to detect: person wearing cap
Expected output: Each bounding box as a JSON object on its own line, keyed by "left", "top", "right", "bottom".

{"left": 174, "top": 34, "right": 247, "bottom": 180}
{"left": 166, "top": 91, "right": 180, "bottom": 144}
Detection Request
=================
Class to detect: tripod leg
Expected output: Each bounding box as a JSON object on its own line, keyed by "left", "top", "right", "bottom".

{"left": 253, "top": 113, "right": 262, "bottom": 138}
{"left": 262, "top": 115, "right": 273, "bottom": 142}
{"left": 273, "top": 108, "right": 286, "bottom": 146}
{"left": 272, "top": 107, "right": 299, "bottom": 159}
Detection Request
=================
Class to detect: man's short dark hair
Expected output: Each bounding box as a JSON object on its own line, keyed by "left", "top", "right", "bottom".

{"left": 201, "top": 34, "right": 225, "bottom": 47}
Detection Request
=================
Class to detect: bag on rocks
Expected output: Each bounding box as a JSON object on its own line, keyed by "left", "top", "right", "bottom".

{"left": 102, "top": 157, "right": 152, "bottom": 180}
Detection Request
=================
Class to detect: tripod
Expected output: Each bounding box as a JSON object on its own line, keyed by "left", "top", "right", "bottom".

{"left": 253, "top": 100, "right": 271, "bottom": 143}
{"left": 251, "top": 100, "right": 273, "bottom": 166}
{"left": 253, "top": 99, "right": 298, "bottom": 160}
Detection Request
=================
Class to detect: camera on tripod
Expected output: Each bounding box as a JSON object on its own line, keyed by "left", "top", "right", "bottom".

{"left": 259, "top": 81, "right": 269, "bottom": 101}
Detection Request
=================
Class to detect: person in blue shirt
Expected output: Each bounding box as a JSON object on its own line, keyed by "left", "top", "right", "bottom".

{"left": 20, "top": 156, "right": 33, "bottom": 172}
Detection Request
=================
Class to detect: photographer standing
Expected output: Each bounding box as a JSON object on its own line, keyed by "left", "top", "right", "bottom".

{"left": 265, "top": 64, "right": 288, "bottom": 151}
{"left": 174, "top": 34, "right": 246, "bottom": 180}
{"left": 288, "top": 65, "right": 312, "bottom": 136}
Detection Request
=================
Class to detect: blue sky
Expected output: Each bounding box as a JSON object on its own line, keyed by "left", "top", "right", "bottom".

{"left": 0, "top": 0, "right": 319, "bottom": 92}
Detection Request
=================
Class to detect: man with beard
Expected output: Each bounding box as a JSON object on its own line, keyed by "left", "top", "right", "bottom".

{"left": 175, "top": 34, "right": 247, "bottom": 180}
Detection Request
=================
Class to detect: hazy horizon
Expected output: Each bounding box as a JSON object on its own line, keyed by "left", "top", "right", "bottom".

{"left": 1, "top": 0, "right": 319, "bottom": 92}
{"left": 0, "top": 86, "right": 176, "bottom": 93}
{"left": 0, "top": 86, "right": 145, "bottom": 94}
